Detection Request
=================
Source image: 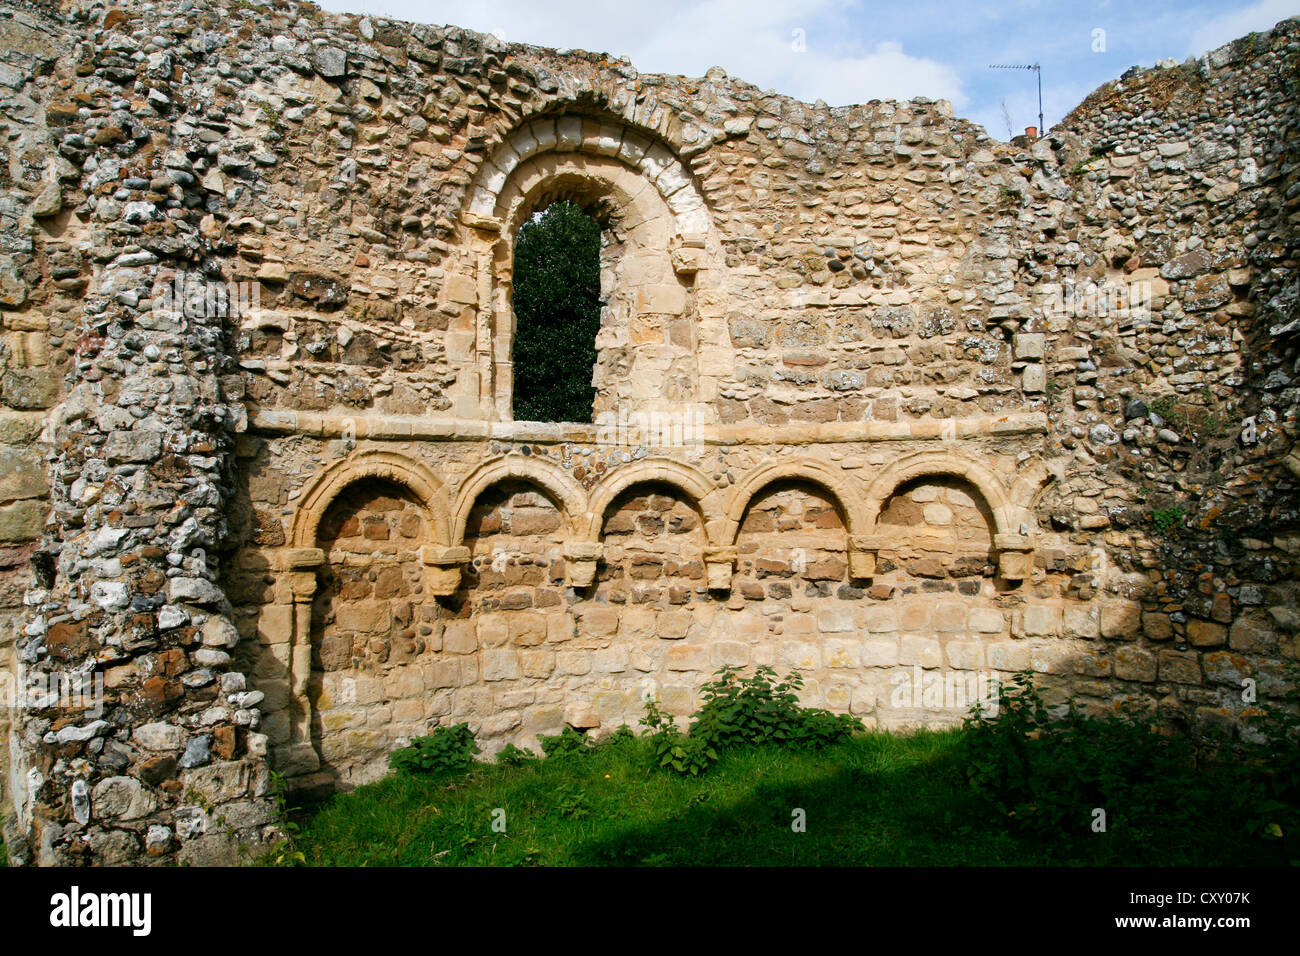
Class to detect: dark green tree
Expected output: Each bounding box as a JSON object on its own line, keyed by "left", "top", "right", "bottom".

{"left": 510, "top": 200, "right": 602, "bottom": 423}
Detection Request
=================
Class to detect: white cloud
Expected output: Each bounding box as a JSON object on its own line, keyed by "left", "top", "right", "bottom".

{"left": 785, "top": 41, "right": 966, "bottom": 107}
{"left": 1186, "top": 0, "right": 1300, "bottom": 57}
{"left": 318, "top": 0, "right": 967, "bottom": 109}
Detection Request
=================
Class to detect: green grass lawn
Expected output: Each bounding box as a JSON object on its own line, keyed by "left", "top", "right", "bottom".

{"left": 288, "top": 728, "right": 1294, "bottom": 867}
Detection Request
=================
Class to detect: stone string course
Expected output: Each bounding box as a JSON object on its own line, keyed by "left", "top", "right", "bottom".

{"left": 0, "top": 0, "right": 1296, "bottom": 864}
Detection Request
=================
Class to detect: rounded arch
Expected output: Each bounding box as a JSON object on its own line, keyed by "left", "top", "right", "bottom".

{"left": 1010, "top": 455, "right": 1062, "bottom": 518}
{"left": 722, "top": 459, "right": 867, "bottom": 545}
{"left": 452, "top": 456, "right": 587, "bottom": 546}
{"left": 494, "top": 153, "right": 670, "bottom": 258}
{"left": 860, "top": 451, "right": 1017, "bottom": 536}
{"left": 289, "top": 449, "right": 451, "bottom": 550}
{"left": 584, "top": 458, "right": 719, "bottom": 544}
{"left": 465, "top": 112, "right": 710, "bottom": 238}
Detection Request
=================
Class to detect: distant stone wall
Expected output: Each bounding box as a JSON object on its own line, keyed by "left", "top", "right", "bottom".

{"left": 1, "top": 0, "right": 1296, "bottom": 864}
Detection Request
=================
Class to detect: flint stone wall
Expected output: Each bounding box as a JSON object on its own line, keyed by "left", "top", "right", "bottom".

{"left": 0, "top": 0, "right": 1297, "bottom": 862}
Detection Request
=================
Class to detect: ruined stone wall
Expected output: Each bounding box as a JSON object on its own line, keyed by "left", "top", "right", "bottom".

{"left": 1, "top": 1, "right": 77, "bottom": 849}
{"left": 0, "top": 0, "right": 1296, "bottom": 863}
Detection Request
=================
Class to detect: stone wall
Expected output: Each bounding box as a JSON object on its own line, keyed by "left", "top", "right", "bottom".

{"left": 1, "top": 1, "right": 78, "bottom": 856}
{"left": 1, "top": 0, "right": 1297, "bottom": 864}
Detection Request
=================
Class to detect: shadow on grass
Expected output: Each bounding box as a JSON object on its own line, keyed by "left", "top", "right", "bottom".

{"left": 564, "top": 755, "right": 1026, "bottom": 867}
{"left": 286, "top": 729, "right": 1296, "bottom": 867}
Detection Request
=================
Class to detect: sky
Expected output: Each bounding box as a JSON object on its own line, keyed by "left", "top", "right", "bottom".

{"left": 314, "top": 0, "right": 1300, "bottom": 139}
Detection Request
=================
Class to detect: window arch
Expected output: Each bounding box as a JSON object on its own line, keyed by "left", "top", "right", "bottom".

{"left": 457, "top": 114, "right": 722, "bottom": 425}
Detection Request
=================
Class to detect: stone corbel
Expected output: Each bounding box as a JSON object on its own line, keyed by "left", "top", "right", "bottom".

{"left": 563, "top": 542, "right": 602, "bottom": 588}
{"left": 993, "top": 533, "right": 1035, "bottom": 582}
{"left": 421, "top": 545, "right": 470, "bottom": 597}
{"left": 462, "top": 212, "right": 503, "bottom": 234}
{"left": 670, "top": 233, "right": 707, "bottom": 276}
{"left": 671, "top": 247, "right": 704, "bottom": 276}
{"left": 849, "top": 534, "right": 887, "bottom": 580}
{"left": 703, "top": 546, "right": 737, "bottom": 590}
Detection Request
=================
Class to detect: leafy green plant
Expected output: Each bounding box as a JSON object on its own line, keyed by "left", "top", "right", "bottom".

{"left": 641, "top": 666, "right": 863, "bottom": 776}
{"left": 259, "top": 103, "right": 283, "bottom": 129}
{"left": 389, "top": 723, "right": 479, "bottom": 777}
{"left": 293, "top": 712, "right": 1295, "bottom": 866}
{"left": 1149, "top": 389, "right": 1229, "bottom": 440}
{"left": 249, "top": 771, "right": 305, "bottom": 867}
{"left": 1148, "top": 394, "right": 1178, "bottom": 420}
{"left": 606, "top": 724, "right": 637, "bottom": 747}
{"left": 960, "top": 670, "right": 1300, "bottom": 857}
{"left": 641, "top": 695, "right": 718, "bottom": 776}
{"left": 538, "top": 726, "right": 593, "bottom": 760}
{"left": 554, "top": 784, "right": 591, "bottom": 819}
{"left": 496, "top": 743, "right": 539, "bottom": 767}
{"left": 1233, "top": 664, "right": 1300, "bottom": 843}
{"left": 1150, "top": 505, "right": 1186, "bottom": 535}
{"left": 961, "top": 672, "right": 1210, "bottom": 844}
{"left": 691, "top": 666, "right": 861, "bottom": 751}
{"left": 1044, "top": 377, "right": 1061, "bottom": 407}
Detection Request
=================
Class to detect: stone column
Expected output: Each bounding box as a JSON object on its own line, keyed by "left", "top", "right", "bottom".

{"left": 467, "top": 218, "right": 506, "bottom": 419}
{"left": 275, "top": 548, "right": 324, "bottom": 779}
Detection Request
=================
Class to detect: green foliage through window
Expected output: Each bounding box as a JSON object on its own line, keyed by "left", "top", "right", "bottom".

{"left": 511, "top": 200, "right": 602, "bottom": 423}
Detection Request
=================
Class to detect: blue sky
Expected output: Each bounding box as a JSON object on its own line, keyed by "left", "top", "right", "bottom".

{"left": 315, "top": 0, "right": 1300, "bottom": 139}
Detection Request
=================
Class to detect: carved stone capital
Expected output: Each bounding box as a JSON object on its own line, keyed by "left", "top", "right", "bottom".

{"left": 993, "top": 533, "right": 1035, "bottom": 581}
{"left": 421, "top": 545, "right": 471, "bottom": 567}
{"left": 563, "top": 541, "right": 602, "bottom": 588}
{"left": 285, "top": 571, "right": 318, "bottom": 602}
{"left": 848, "top": 534, "right": 886, "bottom": 579}
{"left": 425, "top": 566, "right": 464, "bottom": 597}
{"left": 282, "top": 547, "right": 325, "bottom": 570}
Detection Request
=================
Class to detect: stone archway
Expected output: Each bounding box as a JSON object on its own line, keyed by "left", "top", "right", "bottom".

{"left": 858, "top": 451, "right": 1036, "bottom": 581}
{"left": 307, "top": 477, "right": 432, "bottom": 787}
{"left": 721, "top": 458, "right": 873, "bottom": 582}
{"left": 445, "top": 112, "right": 727, "bottom": 425}
{"left": 289, "top": 448, "right": 453, "bottom": 551}
{"left": 259, "top": 450, "right": 460, "bottom": 783}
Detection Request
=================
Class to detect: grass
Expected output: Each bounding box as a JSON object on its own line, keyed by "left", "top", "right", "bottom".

{"left": 288, "top": 728, "right": 1293, "bottom": 867}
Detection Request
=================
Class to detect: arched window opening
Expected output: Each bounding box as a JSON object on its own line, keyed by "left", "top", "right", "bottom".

{"left": 511, "top": 199, "right": 603, "bottom": 423}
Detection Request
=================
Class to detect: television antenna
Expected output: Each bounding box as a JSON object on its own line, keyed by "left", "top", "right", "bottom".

{"left": 989, "top": 62, "right": 1043, "bottom": 136}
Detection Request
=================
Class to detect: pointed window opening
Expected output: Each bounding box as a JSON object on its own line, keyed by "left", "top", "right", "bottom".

{"left": 510, "top": 199, "right": 603, "bottom": 424}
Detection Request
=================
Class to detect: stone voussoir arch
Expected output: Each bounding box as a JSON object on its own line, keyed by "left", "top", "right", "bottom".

{"left": 451, "top": 455, "right": 588, "bottom": 547}
{"left": 494, "top": 151, "right": 666, "bottom": 248}
{"left": 1010, "top": 455, "right": 1063, "bottom": 518}
{"left": 289, "top": 447, "right": 452, "bottom": 551}
{"left": 859, "top": 449, "right": 1018, "bottom": 537}
{"left": 464, "top": 111, "right": 710, "bottom": 237}
{"left": 721, "top": 458, "right": 868, "bottom": 546}
{"left": 582, "top": 457, "right": 721, "bottom": 545}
